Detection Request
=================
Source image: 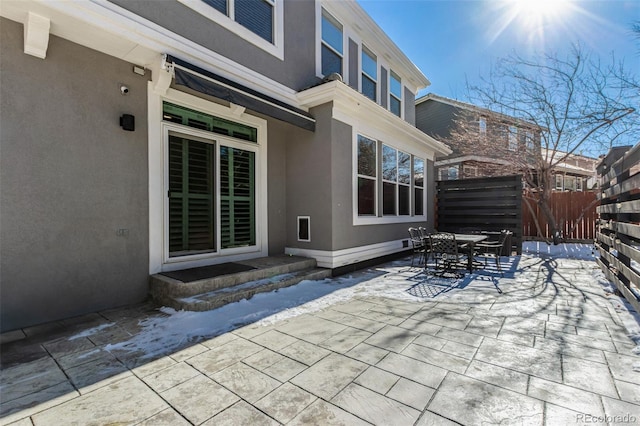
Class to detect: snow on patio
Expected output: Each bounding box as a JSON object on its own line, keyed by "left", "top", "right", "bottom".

{"left": 71, "top": 242, "right": 639, "bottom": 362}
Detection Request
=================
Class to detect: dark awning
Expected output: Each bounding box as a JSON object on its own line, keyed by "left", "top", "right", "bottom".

{"left": 167, "top": 55, "right": 315, "bottom": 132}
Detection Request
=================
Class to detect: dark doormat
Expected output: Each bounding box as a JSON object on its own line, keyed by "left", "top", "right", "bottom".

{"left": 160, "top": 262, "right": 256, "bottom": 283}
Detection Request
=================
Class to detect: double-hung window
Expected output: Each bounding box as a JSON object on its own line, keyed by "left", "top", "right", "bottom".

{"left": 390, "top": 71, "right": 402, "bottom": 117}
{"left": 382, "top": 145, "right": 398, "bottom": 215}
{"left": 414, "top": 158, "right": 425, "bottom": 216}
{"left": 479, "top": 118, "right": 487, "bottom": 138}
{"left": 508, "top": 126, "right": 518, "bottom": 151}
{"left": 361, "top": 46, "right": 377, "bottom": 102}
{"left": 321, "top": 9, "right": 343, "bottom": 77}
{"left": 525, "top": 130, "right": 534, "bottom": 150}
{"left": 357, "top": 135, "right": 377, "bottom": 216}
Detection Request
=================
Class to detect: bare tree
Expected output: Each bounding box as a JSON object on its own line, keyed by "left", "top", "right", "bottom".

{"left": 444, "top": 44, "right": 639, "bottom": 244}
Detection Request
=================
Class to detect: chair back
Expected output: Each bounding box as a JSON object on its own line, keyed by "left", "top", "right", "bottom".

{"left": 430, "top": 232, "right": 458, "bottom": 257}
{"left": 408, "top": 227, "right": 424, "bottom": 248}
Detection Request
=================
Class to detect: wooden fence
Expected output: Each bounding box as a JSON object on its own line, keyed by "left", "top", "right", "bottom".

{"left": 522, "top": 191, "right": 599, "bottom": 241}
{"left": 436, "top": 175, "right": 522, "bottom": 254}
{"left": 595, "top": 143, "right": 640, "bottom": 313}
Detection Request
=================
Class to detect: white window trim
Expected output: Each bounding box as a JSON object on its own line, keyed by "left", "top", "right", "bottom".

{"left": 177, "top": 0, "right": 284, "bottom": 60}
{"left": 382, "top": 144, "right": 398, "bottom": 216}
{"left": 479, "top": 118, "right": 487, "bottom": 137}
{"left": 316, "top": 4, "right": 347, "bottom": 79}
{"left": 508, "top": 126, "right": 518, "bottom": 151}
{"left": 361, "top": 45, "right": 378, "bottom": 102}
{"left": 148, "top": 85, "right": 269, "bottom": 273}
{"left": 463, "top": 165, "right": 478, "bottom": 178}
{"left": 353, "top": 132, "right": 427, "bottom": 226}
{"left": 389, "top": 70, "right": 402, "bottom": 118}
{"left": 555, "top": 174, "right": 564, "bottom": 190}
{"left": 355, "top": 134, "right": 378, "bottom": 218}
{"left": 320, "top": 8, "right": 344, "bottom": 78}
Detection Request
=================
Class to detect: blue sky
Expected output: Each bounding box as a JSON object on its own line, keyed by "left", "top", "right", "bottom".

{"left": 358, "top": 0, "right": 640, "bottom": 100}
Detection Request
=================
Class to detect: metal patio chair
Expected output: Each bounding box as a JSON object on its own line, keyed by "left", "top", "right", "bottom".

{"left": 475, "top": 230, "right": 512, "bottom": 274}
{"left": 429, "top": 232, "right": 467, "bottom": 277}
{"left": 408, "top": 227, "right": 427, "bottom": 268}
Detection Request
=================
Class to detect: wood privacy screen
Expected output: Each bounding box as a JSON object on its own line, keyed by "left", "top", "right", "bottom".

{"left": 436, "top": 175, "right": 522, "bottom": 254}
{"left": 522, "top": 191, "right": 599, "bottom": 241}
{"left": 596, "top": 143, "right": 640, "bottom": 312}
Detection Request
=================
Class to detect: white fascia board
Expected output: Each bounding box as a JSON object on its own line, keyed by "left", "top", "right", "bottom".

{"left": 321, "top": 0, "right": 429, "bottom": 92}
{"left": 298, "top": 81, "right": 451, "bottom": 157}
{"left": 2, "top": 0, "right": 303, "bottom": 110}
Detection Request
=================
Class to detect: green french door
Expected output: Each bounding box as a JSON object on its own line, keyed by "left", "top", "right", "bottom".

{"left": 168, "top": 134, "right": 216, "bottom": 257}
{"left": 168, "top": 132, "right": 256, "bottom": 258}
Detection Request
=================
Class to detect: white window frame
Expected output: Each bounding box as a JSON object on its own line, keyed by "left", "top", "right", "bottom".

{"left": 508, "top": 125, "right": 518, "bottom": 151}
{"left": 148, "top": 86, "right": 268, "bottom": 273}
{"left": 397, "top": 150, "right": 411, "bottom": 216}
{"left": 463, "top": 165, "right": 478, "bottom": 178}
{"left": 555, "top": 174, "right": 564, "bottom": 190}
{"left": 320, "top": 8, "right": 344, "bottom": 78}
{"left": 479, "top": 118, "right": 487, "bottom": 138}
{"left": 353, "top": 133, "right": 427, "bottom": 225}
{"left": 525, "top": 130, "right": 534, "bottom": 150}
{"left": 177, "top": 0, "right": 284, "bottom": 60}
{"left": 382, "top": 144, "right": 398, "bottom": 216}
{"left": 389, "top": 70, "right": 402, "bottom": 118}
{"left": 361, "top": 45, "right": 378, "bottom": 102}
{"left": 576, "top": 178, "right": 583, "bottom": 192}
{"left": 439, "top": 165, "right": 459, "bottom": 181}
{"left": 356, "top": 134, "right": 378, "bottom": 218}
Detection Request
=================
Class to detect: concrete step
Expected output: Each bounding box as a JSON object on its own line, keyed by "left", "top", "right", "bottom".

{"left": 158, "top": 268, "right": 332, "bottom": 311}
{"left": 149, "top": 256, "right": 326, "bottom": 310}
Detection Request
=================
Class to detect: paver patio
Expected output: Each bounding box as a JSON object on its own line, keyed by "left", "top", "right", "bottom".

{"left": 1, "top": 246, "right": 639, "bottom": 425}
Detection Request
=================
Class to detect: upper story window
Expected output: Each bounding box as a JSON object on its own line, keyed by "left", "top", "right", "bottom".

{"left": 361, "top": 46, "right": 377, "bottom": 102}
{"left": 203, "top": 0, "right": 274, "bottom": 42}
{"left": 508, "top": 126, "right": 518, "bottom": 151}
{"left": 479, "top": 118, "right": 487, "bottom": 137}
{"left": 321, "top": 9, "right": 343, "bottom": 77}
{"left": 524, "top": 130, "right": 534, "bottom": 150}
{"left": 390, "top": 71, "right": 402, "bottom": 117}
{"left": 181, "top": 0, "right": 282, "bottom": 58}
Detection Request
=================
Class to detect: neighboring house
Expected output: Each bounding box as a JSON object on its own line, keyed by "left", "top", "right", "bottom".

{"left": 0, "top": 0, "right": 450, "bottom": 331}
{"left": 543, "top": 149, "right": 599, "bottom": 191}
{"left": 415, "top": 93, "right": 541, "bottom": 181}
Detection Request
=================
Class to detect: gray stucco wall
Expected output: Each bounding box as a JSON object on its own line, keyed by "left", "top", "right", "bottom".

{"left": 109, "top": 0, "right": 318, "bottom": 91}
{"left": 285, "top": 103, "right": 334, "bottom": 251}
{"left": 0, "top": 18, "right": 150, "bottom": 332}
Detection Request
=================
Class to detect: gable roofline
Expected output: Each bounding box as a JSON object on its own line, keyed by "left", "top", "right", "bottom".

{"left": 416, "top": 93, "right": 543, "bottom": 131}
{"left": 322, "top": 0, "right": 430, "bottom": 91}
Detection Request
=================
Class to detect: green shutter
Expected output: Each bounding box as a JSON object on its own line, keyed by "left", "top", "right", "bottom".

{"left": 168, "top": 135, "right": 215, "bottom": 256}
{"left": 221, "top": 147, "right": 255, "bottom": 248}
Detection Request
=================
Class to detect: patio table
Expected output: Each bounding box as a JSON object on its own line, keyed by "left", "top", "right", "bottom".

{"left": 454, "top": 233, "right": 487, "bottom": 273}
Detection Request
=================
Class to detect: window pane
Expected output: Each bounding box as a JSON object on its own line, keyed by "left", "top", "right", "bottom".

{"left": 383, "top": 182, "right": 397, "bottom": 215}
{"left": 322, "top": 11, "right": 343, "bottom": 54}
{"left": 399, "top": 185, "right": 410, "bottom": 215}
{"left": 398, "top": 151, "right": 410, "bottom": 184}
{"left": 414, "top": 188, "right": 424, "bottom": 216}
{"left": 358, "top": 135, "right": 376, "bottom": 177}
{"left": 414, "top": 158, "right": 424, "bottom": 188}
{"left": 221, "top": 147, "right": 256, "bottom": 248}
{"left": 202, "top": 0, "right": 227, "bottom": 14}
{"left": 235, "top": 0, "right": 273, "bottom": 43}
{"left": 390, "top": 71, "right": 401, "bottom": 97}
{"left": 362, "top": 47, "right": 377, "bottom": 79}
{"left": 358, "top": 177, "right": 376, "bottom": 215}
{"left": 321, "top": 45, "right": 342, "bottom": 76}
{"left": 168, "top": 135, "right": 216, "bottom": 256}
{"left": 390, "top": 97, "right": 401, "bottom": 117}
{"left": 508, "top": 126, "right": 518, "bottom": 150}
{"left": 362, "top": 75, "right": 376, "bottom": 102}
{"left": 382, "top": 145, "right": 397, "bottom": 181}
